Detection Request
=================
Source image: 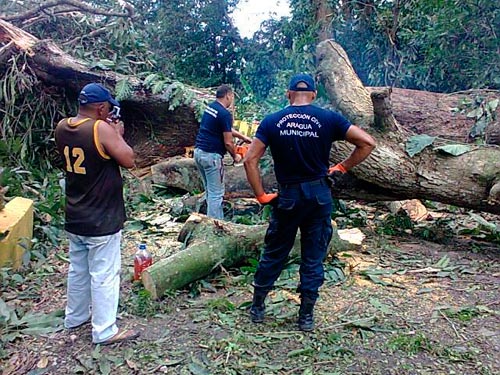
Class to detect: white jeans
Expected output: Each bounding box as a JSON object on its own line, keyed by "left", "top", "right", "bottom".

{"left": 64, "top": 231, "right": 121, "bottom": 343}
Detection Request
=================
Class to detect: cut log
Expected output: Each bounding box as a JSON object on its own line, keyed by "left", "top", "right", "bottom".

{"left": 150, "top": 156, "right": 278, "bottom": 197}
{"left": 141, "top": 213, "right": 364, "bottom": 299}
{"left": 387, "top": 199, "right": 429, "bottom": 222}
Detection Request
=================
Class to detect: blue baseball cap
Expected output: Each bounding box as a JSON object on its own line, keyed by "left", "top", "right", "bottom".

{"left": 288, "top": 73, "right": 316, "bottom": 92}
{"left": 78, "top": 83, "right": 119, "bottom": 107}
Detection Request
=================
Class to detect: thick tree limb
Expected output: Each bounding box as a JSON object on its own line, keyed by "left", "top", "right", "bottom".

{"left": 151, "top": 156, "right": 278, "bottom": 197}
{"left": 316, "top": 40, "right": 500, "bottom": 214}
{"left": 141, "top": 213, "right": 364, "bottom": 299}
{"left": 317, "top": 40, "right": 374, "bottom": 128}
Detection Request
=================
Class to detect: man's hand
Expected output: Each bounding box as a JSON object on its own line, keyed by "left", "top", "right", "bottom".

{"left": 256, "top": 193, "right": 278, "bottom": 205}
{"left": 115, "top": 120, "right": 125, "bottom": 136}
{"left": 328, "top": 163, "right": 347, "bottom": 175}
{"left": 327, "top": 163, "right": 347, "bottom": 188}
{"left": 107, "top": 118, "right": 125, "bottom": 136}
{"left": 233, "top": 153, "right": 243, "bottom": 164}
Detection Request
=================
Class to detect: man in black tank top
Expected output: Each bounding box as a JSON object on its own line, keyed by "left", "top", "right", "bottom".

{"left": 55, "top": 83, "right": 139, "bottom": 345}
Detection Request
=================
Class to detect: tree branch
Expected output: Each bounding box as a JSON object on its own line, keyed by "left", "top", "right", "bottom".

{"left": 1, "top": 0, "right": 134, "bottom": 23}
{"left": 62, "top": 25, "right": 112, "bottom": 46}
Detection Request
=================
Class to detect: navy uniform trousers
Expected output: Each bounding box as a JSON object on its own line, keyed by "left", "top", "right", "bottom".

{"left": 253, "top": 178, "right": 333, "bottom": 301}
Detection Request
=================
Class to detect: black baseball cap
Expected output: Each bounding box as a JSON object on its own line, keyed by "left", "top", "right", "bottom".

{"left": 288, "top": 73, "right": 316, "bottom": 92}
{"left": 78, "top": 83, "right": 119, "bottom": 107}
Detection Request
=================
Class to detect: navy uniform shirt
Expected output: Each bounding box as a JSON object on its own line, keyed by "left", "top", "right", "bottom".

{"left": 255, "top": 104, "right": 351, "bottom": 185}
{"left": 195, "top": 101, "right": 232, "bottom": 156}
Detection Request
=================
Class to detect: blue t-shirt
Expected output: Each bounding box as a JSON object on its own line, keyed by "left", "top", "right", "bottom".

{"left": 256, "top": 104, "right": 351, "bottom": 184}
{"left": 195, "top": 101, "right": 232, "bottom": 156}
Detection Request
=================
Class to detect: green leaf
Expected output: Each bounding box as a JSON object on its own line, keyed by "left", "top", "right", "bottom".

{"left": 21, "top": 325, "right": 62, "bottom": 335}
{"left": 468, "top": 213, "right": 497, "bottom": 232}
{"left": 466, "top": 107, "right": 484, "bottom": 119}
{"left": 163, "top": 358, "right": 185, "bottom": 366}
{"left": 188, "top": 362, "right": 210, "bottom": 375}
{"left": 98, "top": 359, "right": 111, "bottom": 375}
{"left": 143, "top": 73, "right": 160, "bottom": 87}
{"left": 287, "top": 347, "right": 315, "bottom": 357}
{"left": 366, "top": 274, "right": 390, "bottom": 286}
{"left": 486, "top": 99, "right": 499, "bottom": 113}
{"left": 435, "top": 255, "right": 450, "bottom": 269}
{"left": 405, "top": 135, "right": 436, "bottom": 157}
{"left": 0, "top": 298, "right": 13, "bottom": 323}
{"left": 324, "top": 266, "right": 345, "bottom": 284}
{"left": 256, "top": 362, "right": 283, "bottom": 370}
{"left": 19, "top": 313, "right": 62, "bottom": 330}
{"left": 369, "top": 297, "right": 393, "bottom": 314}
{"left": 115, "top": 79, "right": 133, "bottom": 101}
{"left": 345, "top": 317, "right": 376, "bottom": 329}
{"left": 90, "top": 59, "right": 115, "bottom": 70}
{"left": 153, "top": 80, "right": 168, "bottom": 95}
{"left": 434, "top": 144, "right": 471, "bottom": 156}
{"left": 125, "top": 220, "right": 145, "bottom": 231}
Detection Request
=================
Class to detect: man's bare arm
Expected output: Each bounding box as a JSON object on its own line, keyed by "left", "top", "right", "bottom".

{"left": 338, "top": 125, "right": 376, "bottom": 171}
{"left": 243, "top": 138, "right": 267, "bottom": 197}
{"left": 232, "top": 128, "right": 252, "bottom": 143}
{"left": 98, "top": 120, "right": 135, "bottom": 168}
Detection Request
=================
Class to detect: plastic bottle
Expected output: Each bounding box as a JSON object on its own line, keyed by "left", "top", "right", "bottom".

{"left": 134, "top": 243, "right": 153, "bottom": 281}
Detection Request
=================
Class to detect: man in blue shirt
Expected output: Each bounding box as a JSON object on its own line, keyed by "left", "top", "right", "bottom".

{"left": 194, "top": 85, "right": 251, "bottom": 219}
{"left": 244, "top": 73, "right": 376, "bottom": 331}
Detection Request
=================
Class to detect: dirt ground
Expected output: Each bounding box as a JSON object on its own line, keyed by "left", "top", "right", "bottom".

{"left": 1, "top": 209, "right": 499, "bottom": 375}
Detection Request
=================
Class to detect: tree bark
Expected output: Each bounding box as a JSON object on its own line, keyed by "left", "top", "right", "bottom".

{"left": 365, "top": 87, "right": 500, "bottom": 143}
{"left": 141, "top": 213, "right": 364, "bottom": 299}
{"left": 316, "top": 40, "right": 500, "bottom": 214}
{"left": 313, "top": 0, "right": 333, "bottom": 42}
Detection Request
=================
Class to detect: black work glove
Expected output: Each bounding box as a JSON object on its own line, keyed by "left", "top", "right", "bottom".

{"left": 328, "top": 171, "right": 345, "bottom": 186}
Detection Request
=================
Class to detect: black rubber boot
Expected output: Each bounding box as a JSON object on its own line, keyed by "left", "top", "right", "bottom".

{"left": 250, "top": 290, "right": 267, "bottom": 323}
{"left": 298, "top": 297, "right": 315, "bottom": 332}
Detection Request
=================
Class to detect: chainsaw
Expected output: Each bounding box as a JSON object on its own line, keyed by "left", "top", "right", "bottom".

{"left": 235, "top": 144, "right": 249, "bottom": 158}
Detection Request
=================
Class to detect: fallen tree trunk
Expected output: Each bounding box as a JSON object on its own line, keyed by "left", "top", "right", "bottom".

{"left": 365, "top": 87, "right": 500, "bottom": 144}
{"left": 316, "top": 40, "right": 500, "bottom": 214}
{"left": 0, "top": 18, "right": 205, "bottom": 168}
{"left": 141, "top": 214, "right": 364, "bottom": 299}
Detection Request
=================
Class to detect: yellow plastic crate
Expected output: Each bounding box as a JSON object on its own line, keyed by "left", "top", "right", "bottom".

{"left": 0, "top": 197, "right": 34, "bottom": 269}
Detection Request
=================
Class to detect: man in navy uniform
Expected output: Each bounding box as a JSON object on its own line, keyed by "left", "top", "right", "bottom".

{"left": 194, "top": 85, "right": 251, "bottom": 219}
{"left": 244, "top": 74, "right": 376, "bottom": 331}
